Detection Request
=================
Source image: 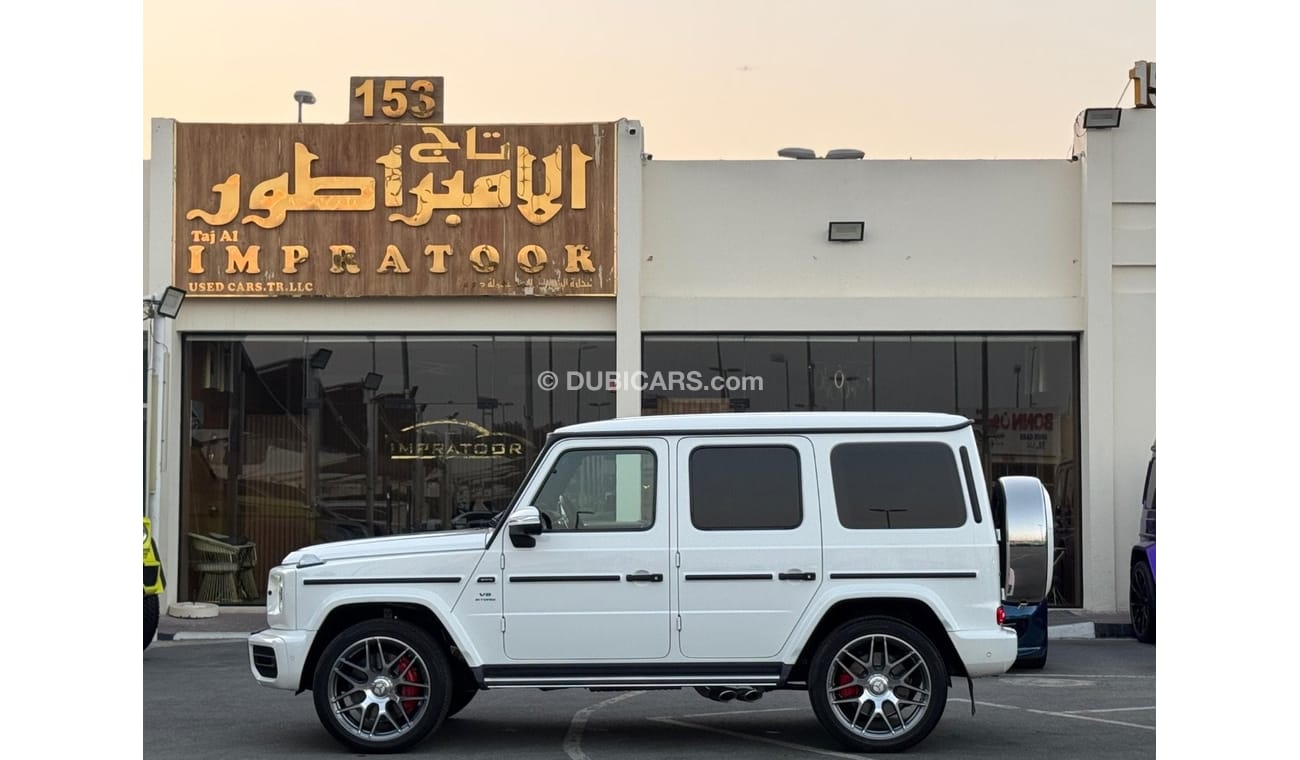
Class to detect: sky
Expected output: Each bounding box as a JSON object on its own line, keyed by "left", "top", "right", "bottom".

{"left": 143, "top": 0, "right": 1154, "bottom": 160}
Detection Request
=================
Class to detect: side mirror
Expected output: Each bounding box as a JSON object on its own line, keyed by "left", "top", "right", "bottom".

{"left": 508, "top": 506, "right": 543, "bottom": 548}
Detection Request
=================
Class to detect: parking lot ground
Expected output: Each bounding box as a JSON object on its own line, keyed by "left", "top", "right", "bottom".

{"left": 145, "top": 639, "right": 1154, "bottom": 760}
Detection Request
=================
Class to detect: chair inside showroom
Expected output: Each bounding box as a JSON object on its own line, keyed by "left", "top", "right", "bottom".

{"left": 235, "top": 542, "right": 259, "bottom": 602}
{"left": 189, "top": 533, "right": 250, "bottom": 604}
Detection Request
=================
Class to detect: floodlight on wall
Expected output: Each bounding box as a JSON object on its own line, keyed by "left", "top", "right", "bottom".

{"left": 144, "top": 285, "right": 187, "bottom": 319}
{"left": 363, "top": 372, "right": 383, "bottom": 391}
{"left": 828, "top": 221, "right": 865, "bottom": 242}
{"left": 824, "top": 149, "right": 865, "bottom": 160}
{"left": 1082, "top": 108, "right": 1122, "bottom": 129}
{"left": 778, "top": 147, "right": 818, "bottom": 159}
{"left": 309, "top": 348, "right": 333, "bottom": 370}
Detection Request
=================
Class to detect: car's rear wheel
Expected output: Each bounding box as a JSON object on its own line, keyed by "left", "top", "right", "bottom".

{"left": 312, "top": 619, "right": 451, "bottom": 753}
{"left": 1130, "top": 560, "right": 1156, "bottom": 644}
{"left": 808, "top": 617, "right": 948, "bottom": 753}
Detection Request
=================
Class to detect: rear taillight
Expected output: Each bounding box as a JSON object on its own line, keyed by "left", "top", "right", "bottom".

{"left": 996, "top": 606, "right": 1006, "bottom": 625}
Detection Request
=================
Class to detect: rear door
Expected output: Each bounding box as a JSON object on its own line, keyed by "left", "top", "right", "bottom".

{"left": 674, "top": 436, "right": 822, "bottom": 659}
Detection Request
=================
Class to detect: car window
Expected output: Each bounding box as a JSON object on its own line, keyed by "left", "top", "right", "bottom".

{"left": 688, "top": 446, "right": 803, "bottom": 530}
{"left": 532, "top": 449, "right": 655, "bottom": 531}
{"left": 831, "top": 442, "right": 966, "bottom": 529}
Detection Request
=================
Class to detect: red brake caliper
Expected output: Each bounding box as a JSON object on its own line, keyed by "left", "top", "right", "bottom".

{"left": 836, "top": 670, "right": 862, "bottom": 699}
{"left": 395, "top": 657, "right": 423, "bottom": 715}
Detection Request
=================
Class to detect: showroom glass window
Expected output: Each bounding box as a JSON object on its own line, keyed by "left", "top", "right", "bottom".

{"left": 179, "top": 334, "right": 614, "bottom": 603}
{"left": 642, "top": 333, "right": 1082, "bottom": 607}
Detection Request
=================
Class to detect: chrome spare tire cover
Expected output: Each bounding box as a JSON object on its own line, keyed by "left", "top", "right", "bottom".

{"left": 993, "top": 476, "right": 1054, "bottom": 604}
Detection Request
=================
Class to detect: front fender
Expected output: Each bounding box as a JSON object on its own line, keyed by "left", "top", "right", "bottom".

{"left": 303, "top": 585, "right": 485, "bottom": 667}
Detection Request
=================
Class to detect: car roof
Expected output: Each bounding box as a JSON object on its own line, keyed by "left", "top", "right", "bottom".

{"left": 552, "top": 412, "right": 971, "bottom": 438}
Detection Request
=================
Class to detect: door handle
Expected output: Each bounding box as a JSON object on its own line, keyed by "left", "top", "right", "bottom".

{"left": 625, "top": 572, "right": 664, "bottom": 583}
{"left": 778, "top": 571, "right": 817, "bottom": 581}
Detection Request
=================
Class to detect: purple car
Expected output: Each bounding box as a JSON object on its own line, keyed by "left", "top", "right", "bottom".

{"left": 1129, "top": 443, "right": 1156, "bottom": 643}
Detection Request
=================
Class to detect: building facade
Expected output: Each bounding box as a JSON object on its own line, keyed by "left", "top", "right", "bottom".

{"left": 144, "top": 106, "right": 1154, "bottom": 613}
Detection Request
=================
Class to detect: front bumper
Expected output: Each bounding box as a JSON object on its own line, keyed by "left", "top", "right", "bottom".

{"left": 248, "top": 628, "right": 314, "bottom": 691}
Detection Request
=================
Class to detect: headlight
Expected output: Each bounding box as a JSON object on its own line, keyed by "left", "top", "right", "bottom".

{"left": 267, "top": 569, "right": 285, "bottom": 617}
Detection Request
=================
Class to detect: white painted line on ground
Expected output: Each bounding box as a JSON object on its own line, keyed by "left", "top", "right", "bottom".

{"left": 1047, "top": 622, "right": 1096, "bottom": 639}
{"left": 648, "top": 717, "right": 871, "bottom": 760}
{"left": 998, "top": 673, "right": 1155, "bottom": 680}
{"left": 563, "top": 690, "right": 645, "bottom": 760}
{"left": 1024, "top": 708, "right": 1155, "bottom": 731}
{"left": 666, "top": 706, "right": 804, "bottom": 720}
{"left": 951, "top": 691, "right": 1154, "bottom": 727}
{"left": 1061, "top": 706, "right": 1157, "bottom": 714}
{"left": 947, "top": 697, "right": 1028, "bottom": 711}
{"left": 171, "top": 632, "right": 252, "bottom": 640}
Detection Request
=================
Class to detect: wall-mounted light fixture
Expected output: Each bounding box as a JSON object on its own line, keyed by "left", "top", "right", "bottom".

{"left": 143, "top": 285, "right": 186, "bottom": 320}
{"left": 363, "top": 372, "right": 384, "bottom": 391}
{"left": 1082, "top": 107, "right": 1122, "bottom": 129}
{"left": 828, "top": 221, "right": 865, "bottom": 242}
{"left": 156, "top": 286, "right": 186, "bottom": 318}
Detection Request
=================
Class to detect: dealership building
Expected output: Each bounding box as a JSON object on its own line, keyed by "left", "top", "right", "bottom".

{"left": 143, "top": 88, "right": 1154, "bottom": 614}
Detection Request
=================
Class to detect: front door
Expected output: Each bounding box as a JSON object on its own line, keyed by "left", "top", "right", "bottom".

{"left": 501, "top": 438, "right": 670, "bottom": 660}
{"left": 675, "top": 436, "right": 823, "bottom": 659}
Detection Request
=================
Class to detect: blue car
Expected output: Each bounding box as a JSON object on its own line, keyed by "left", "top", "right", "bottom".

{"left": 1003, "top": 598, "right": 1048, "bottom": 669}
{"left": 1129, "top": 442, "right": 1156, "bottom": 643}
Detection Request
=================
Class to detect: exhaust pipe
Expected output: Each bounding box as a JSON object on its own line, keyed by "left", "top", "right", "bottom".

{"left": 737, "top": 687, "right": 764, "bottom": 702}
{"left": 694, "top": 686, "right": 738, "bottom": 702}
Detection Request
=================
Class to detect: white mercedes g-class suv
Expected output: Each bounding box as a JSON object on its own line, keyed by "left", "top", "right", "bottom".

{"left": 248, "top": 412, "right": 1052, "bottom": 754}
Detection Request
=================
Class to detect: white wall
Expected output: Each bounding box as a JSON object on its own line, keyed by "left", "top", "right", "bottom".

{"left": 643, "top": 159, "right": 1081, "bottom": 299}
{"left": 1078, "top": 108, "right": 1156, "bottom": 612}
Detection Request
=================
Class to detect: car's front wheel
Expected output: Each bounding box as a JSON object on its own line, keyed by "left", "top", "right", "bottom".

{"left": 312, "top": 619, "right": 452, "bottom": 753}
{"left": 1130, "top": 560, "right": 1156, "bottom": 644}
{"left": 808, "top": 617, "right": 948, "bottom": 753}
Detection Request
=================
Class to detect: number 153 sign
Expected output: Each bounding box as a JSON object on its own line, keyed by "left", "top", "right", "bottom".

{"left": 349, "top": 76, "right": 444, "bottom": 123}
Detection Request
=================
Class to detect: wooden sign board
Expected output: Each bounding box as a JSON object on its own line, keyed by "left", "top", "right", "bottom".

{"left": 348, "top": 77, "right": 445, "bottom": 123}
{"left": 173, "top": 122, "right": 617, "bottom": 297}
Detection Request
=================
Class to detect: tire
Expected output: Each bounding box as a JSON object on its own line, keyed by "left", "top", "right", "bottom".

{"left": 144, "top": 595, "right": 159, "bottom": 650}
{"left": 808, "top": 617, "right": 949, "bottom": 753}
{"left": 1130, "top": 560, "right": 1156, "bottom": 644}
{"left": 312, "top": 619, "right": 452, "bottom": 753}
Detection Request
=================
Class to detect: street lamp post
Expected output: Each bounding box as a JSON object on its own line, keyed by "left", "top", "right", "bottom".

{"left": 143, "top": 286, "right": 186, "bottom": 536}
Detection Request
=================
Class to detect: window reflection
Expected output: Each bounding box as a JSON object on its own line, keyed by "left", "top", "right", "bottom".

{"left": 642, "top": 333, "right": 1081, "bottom": 607}
{"left": 181, "top": 335, "right": 614, "bottom": 604}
